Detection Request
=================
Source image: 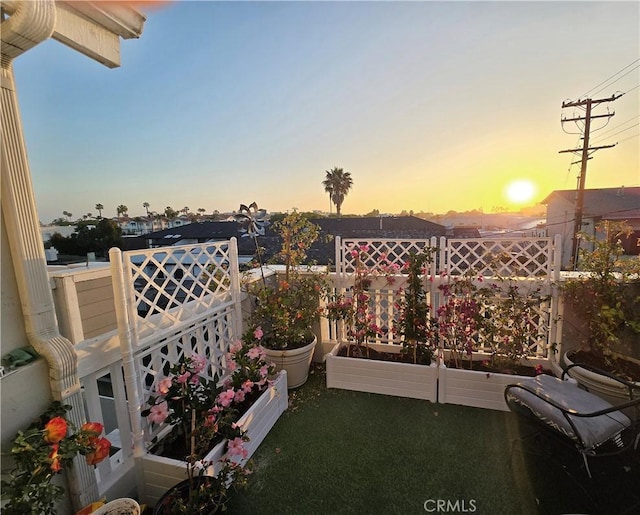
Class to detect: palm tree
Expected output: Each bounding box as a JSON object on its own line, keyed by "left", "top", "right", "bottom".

{"left": 116, "top": 205, "right": 128, "bottom": 219}
{"left": 95, "top": 203, "right": 104, "bottom": 218}
{"left": 322, "top": 167, "right": 353, "bottom": 217}
{"left": 322, "top": 170, "right": 335, "bottom": 214}
{"left": 143, "top": 202, "right": 150, "bottom": 216}
{"left": 182, "top": 206, "right": 189, "bottom": 216}
{"left": 62, "top": 210, "right": 72, "bottom": 222}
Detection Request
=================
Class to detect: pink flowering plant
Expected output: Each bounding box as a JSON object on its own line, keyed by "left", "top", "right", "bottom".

{"left": 242, "top": 208, "right": 330, "bottom": 350}
{"left": 437, "top": 261, "right": 550, "bottom": 373}
{"left": 393, "top": 251, "right": 438, "bottom": 365}
{"left": 325, "top": 244, "right": 399, "bottom": 357}
{"left": 142, "top": 348, "right": 275, "bottom": 513}
{"left": 437, "top": 269, "right": 493, "bottom": 369}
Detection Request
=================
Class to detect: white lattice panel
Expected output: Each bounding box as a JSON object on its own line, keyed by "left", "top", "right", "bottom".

{"left": 338, "top": 238, "right": 438, "bottom": 275}
{"left": 122, "top": 242, "right": 237, "bottom": 344}
{"left": 333, "top": 237, "right": 559, "bottom": 359}
{"left": 439, "top": 295, "right": 550, "bottom": 358}
{"left": 444, "top": 238, "right": 554, "bottom": 278}
{"left": 135, "top": 308, "right": 236, "bottom": 443}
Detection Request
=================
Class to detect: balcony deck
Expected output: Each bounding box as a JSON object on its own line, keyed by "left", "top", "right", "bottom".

{"left": 227, "top": 364, "right": 640, "bottom": 515}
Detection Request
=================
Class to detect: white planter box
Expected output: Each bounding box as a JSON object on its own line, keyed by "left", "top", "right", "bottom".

{"left": 325, "top": 343, "right": 438, "bottom": 402}
{"left": 438, "top": 365, "right": 538, "bottom": 412}
{"left": 140, "top": 370, "right": 288, "bottom": 507}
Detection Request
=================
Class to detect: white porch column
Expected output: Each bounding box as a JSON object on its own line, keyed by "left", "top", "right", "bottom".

{"left": 1, "top": 1, "right": 99, "bottom": 509}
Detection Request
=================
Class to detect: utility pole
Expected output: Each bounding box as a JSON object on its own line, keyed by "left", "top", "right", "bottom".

{"left": 559, "top": 94, "right": 621, "bottom": 270}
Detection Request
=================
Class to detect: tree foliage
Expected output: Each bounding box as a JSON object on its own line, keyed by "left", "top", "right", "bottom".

{"left": 48, "top": 219, "right": 123, "bottom": 258}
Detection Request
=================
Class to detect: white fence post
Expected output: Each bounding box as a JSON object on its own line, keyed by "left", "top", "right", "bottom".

{"left": 229, "top": 237, "right": 243, "bottom": 339}
{"left": 109, "top": 246, "right": 146, "bottom": 502}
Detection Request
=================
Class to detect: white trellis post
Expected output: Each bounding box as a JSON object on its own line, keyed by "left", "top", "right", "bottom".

{"left": 229, "top": 237, "right": 243, "bottom": 338}
{"left": 109, "top": 247, "right": 146, "bottom": 498}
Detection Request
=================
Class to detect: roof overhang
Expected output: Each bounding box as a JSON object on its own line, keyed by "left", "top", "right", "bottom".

{"left": 1, "top": 0, "right": 147, "bottom": 68}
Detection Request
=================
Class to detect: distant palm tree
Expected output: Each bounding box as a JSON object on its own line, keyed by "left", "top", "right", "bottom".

{"left": 322, "top": 167, "right": 353, "bottom": 217}
{"left": 197, "top": 208, "right": 206, "bottom": 218}
{"left": 182, "top": 206, "right": 189, "bottom": 216}
{"left": 117, "top": 205, "right": 128, "bottom": 219}
{"left": 143, "top": 202, "right": 150, "bottom": 216}
{"left": 62, "top": 210, "right": 72, "bottom": 221}
{"left": 95, "top": 203, "right": 104, "bottom": 218}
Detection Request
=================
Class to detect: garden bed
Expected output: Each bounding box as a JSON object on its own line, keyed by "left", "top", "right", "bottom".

{"left": 140, "top": 370, "right": 288, "bottom": 507}
{"left": 325, "top": 342, "right": 438, "bottom": 401}
{"left": 438, "top": 357, "right": 552, "bottom": 411}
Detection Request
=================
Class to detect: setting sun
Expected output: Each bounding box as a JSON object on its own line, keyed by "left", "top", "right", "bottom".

{"left": 505, "top": 180, "right": 536, "bottom": 205}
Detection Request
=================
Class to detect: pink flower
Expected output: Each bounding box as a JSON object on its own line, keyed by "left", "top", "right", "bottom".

{"left": 189, "top": 374, "right": 200, "bottom": 385}
{"left": 217, "top": 389, "right": 236, "bottom": 408}
{"left": 247, "top": 347, "right": 262, "bottom": 360}
{"left": 204, "top": 413, "right": 217, "bottom": 427}
{"left": 535, "top": 364, "right": 544, "bottom": 375}
{"left": 242, "top": 380, "right": 254, "bottom": 393}
{"left": 227, "top": 437, "right": 248, "bottom": 458}
{"left": 156, "top": 377, "right": 172, "bottom": 395}
{"left": 253, "top": 327, "right": 264, "bottom": 340}
{"left": 177, "top": 371, "right": 191, "bottom": 384}
{"left": 259, "top": 365, "right": 270, "bottom": 378}
{"left": 191, "top": 354, "right": 206, "bottom": 374}
{"left": 230, "top": 340, "right": 243, "bottom": 354}
{"left": 234, "top": 390, "right": 246, "bottom": 403}
{"left": 227, "top": 359, "right": 237, "bottom": 373}
{"left": 148, "top": 401, "right": 169, "bottom": 424}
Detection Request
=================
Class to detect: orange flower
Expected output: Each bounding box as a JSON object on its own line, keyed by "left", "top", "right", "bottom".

{"left": 49, "top": 444, "right": 62, "bottom": 472}
{"left": 43, "top": 416, "right": 67, "bottom": 444}
{"left": 80, "top": 421, "right": 104, "bottom": 438}
{"left": 85, "top": 437, "right": 111, "bottom": 465}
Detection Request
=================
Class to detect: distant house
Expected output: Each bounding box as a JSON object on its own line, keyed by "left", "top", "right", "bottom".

{"left": 542, "top": 186, "right": 640, "bottom": 267}
{"left": 143, "top": 216, "right": 447, "bottom": 265}
{"left": 117, "top": 215, "right": 192, "bottom": 236}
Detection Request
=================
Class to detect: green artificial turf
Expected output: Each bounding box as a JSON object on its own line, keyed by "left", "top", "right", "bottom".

{"left": 226, "top": 364, "right": 640, "bottom": 515}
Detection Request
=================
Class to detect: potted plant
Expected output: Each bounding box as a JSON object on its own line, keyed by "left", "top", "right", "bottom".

{"left": 1, "top": 402, "right": 112, "bottom": 515}
{"left": 239, "top": 206, "right": 329, "bottom": 388}
{"left": 324, "top": 244, "right": 439, "bottom": 401}
{"left": 562, "top": 220, "right": 640, "bottom": 397}
{"left": 142, "top": 344, "right": 284, "bottom": 512}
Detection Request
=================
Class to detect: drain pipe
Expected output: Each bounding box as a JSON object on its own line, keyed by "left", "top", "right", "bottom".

{"left": 1, "top": 0, "right": 100, "bottom": 509}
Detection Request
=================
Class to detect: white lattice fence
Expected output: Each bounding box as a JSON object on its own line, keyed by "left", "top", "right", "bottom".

{"left": 337, "top": 237, "right": 439, "bottom": 275}
{"left": 332, "top": 235, "right": 562, "bottom": 359}
{"left": 109, "top": 239, "right": 243, "bottom": 468}
{"left": 331, "top": 238, "right": 439, "bottom": 345}
{"left": 120, "top": 241, "right": 240, "bottom": 345}
{"left": 442, "top": 237, "right": 554, "bottom": 278}
{"left": 134, "top": 307, "right": 236, "bottom": 443}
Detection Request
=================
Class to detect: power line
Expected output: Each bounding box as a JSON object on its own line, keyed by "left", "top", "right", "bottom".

{"left": 615, "top": 132, "right": 639, "bottom": 144}
{"left": 590, "top": 64, "right": 639, "bottom": 97}
{"left": 559, "top": 94, "right": 622, "bottom": 270}
{"left": 580, "top": 59, "right": 640, "bottom": 98}
{"left": 592, "top": 122, "right": 639, "bottom": 144}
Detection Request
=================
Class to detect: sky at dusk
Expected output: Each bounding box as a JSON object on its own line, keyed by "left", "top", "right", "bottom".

{"left": 13, "top": 0, "right": 640, "bottom": 224}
